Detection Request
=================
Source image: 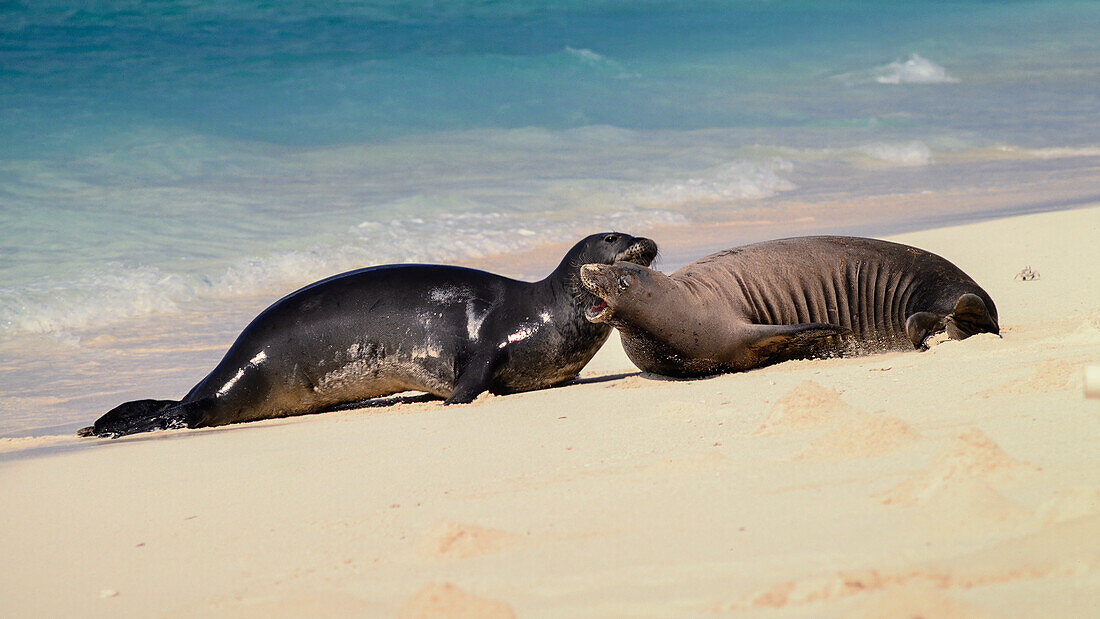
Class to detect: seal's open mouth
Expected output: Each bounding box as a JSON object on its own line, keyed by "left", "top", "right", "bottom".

{"left": 580, "top": 263, "right": 617, "bottom": 323}
{"left": 586, "top": 299, "right": 610, "bottom": 322}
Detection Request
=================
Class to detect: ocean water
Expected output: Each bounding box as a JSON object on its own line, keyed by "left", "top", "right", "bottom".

{"left": 2, "top": 0, "right": 1099, "bottom": 437}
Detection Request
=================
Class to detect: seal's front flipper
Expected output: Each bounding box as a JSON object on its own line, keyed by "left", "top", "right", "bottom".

{"left": 946, "top": 293, "right": 999, "bottom": 340}
{"left": 907, "top": 294, "right": 1000, "bottom": 350}
{"left": 744, "top": 323, "right": 852, "bottom": 367}
{"left": 81, "top": 398, "right": 207, "bottom": 438}
{"left": 444, "top": 355, "right": 498, "bottom": 404}
{"left": 905, "top": 311, "right": 947, "bottom": 349}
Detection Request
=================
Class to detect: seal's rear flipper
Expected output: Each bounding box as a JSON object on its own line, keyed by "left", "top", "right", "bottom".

{"left": 946, "top": 293, "right": 1000, "bottom": 340}
{"left": 745, "top": 323, "right": 852, "bottom": 367}
{"left": 80, "top": 398, "right": 207, "bottom": 438}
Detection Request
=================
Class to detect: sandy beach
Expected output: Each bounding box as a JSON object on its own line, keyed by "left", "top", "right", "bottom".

{"left": 2, "top": 204, "right": 1098, "bottom": 617}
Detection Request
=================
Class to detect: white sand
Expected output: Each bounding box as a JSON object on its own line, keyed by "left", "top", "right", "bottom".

{"left": 2, "top": 206, "right": 1098, "bottom": 617}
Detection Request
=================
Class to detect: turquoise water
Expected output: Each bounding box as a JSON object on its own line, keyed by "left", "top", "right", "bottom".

{"left": 2, "top": 0, "right": 1099, "bottom": 435}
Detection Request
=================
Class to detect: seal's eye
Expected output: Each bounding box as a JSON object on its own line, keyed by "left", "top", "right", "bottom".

{"left": 603, "top": 234, "right": 619, "bottom": 244}
{"left": 617, "top": 275, "right": 631, "bottom": 292}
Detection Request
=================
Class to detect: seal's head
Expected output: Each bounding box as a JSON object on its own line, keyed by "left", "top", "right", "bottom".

{"left": 579, "top": 261, "right": 671, "bottom": 325}
{"left": 568, "top": 232, "right": 658, "bottom": 272}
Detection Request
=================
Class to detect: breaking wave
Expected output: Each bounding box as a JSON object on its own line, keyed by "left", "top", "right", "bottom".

{"left": 871, "top": 53, "right": 959, "bottom": 85}
{"left": 0, "top": 207, "right": 690, "bottom": 338}
{"left": 857, "top": 141, "right": 933, "bottom": 165}
{"left": 837, "top": 53, "right": 959, "bottom": 85}
{"left": 628, "top": 160, "right": 796, "bottom": 206}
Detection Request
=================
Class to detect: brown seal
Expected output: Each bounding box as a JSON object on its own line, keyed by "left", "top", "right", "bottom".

{"left": 580, "top": 236, "right": 998, "bottom": 377}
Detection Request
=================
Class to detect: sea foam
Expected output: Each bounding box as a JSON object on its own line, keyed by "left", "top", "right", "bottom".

{"left": 871, "top": 54, "right": 959, "bottom": 85}
{"left": 563, "top": 46, "right": 639, "bottom": 79}
{"left": 629, "top": 160, "right": 796, "bottom": 206}
{"left": 999, "top": 146, "right": 1100, "bottom": 159}
{"left": 0, "top": 266, "right": 201, "bottom": 336}
{"left": 0, "top": 206, "right": 689, "bottom": 339}
{"left": 857, "top": 141, "right": 933, "bottom": 165}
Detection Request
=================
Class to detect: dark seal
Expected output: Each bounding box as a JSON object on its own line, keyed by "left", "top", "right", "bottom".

{"left": 580, "top": 236, "right": 998, "bottom": 377}
{"left": 81, "top": 232, "right": 658, "bottom": 437}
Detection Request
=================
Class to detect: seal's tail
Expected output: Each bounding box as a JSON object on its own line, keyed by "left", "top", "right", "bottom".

{"left": 78, "top": 398, "right": 183, "bottom": 438}
{"left": 905, "top": 293, "right": 999, "bottom": 349}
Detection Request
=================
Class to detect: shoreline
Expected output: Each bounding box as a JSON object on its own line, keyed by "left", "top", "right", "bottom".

{"left": 2, "top": 203, "right": 1098, "bottom": 615}
{"left": 2, "top": 179, "right": 1099, "bottom": 441}
{"left": 470, "top": 165, "right": 1100, "bottom": 277}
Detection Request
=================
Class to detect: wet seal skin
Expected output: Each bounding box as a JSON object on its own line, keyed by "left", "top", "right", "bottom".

{"left": 81, "top": 232, "right": 657, "bottom": 438}
{"left": 581, "top": 236, "right": 998, "bottom": 378}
